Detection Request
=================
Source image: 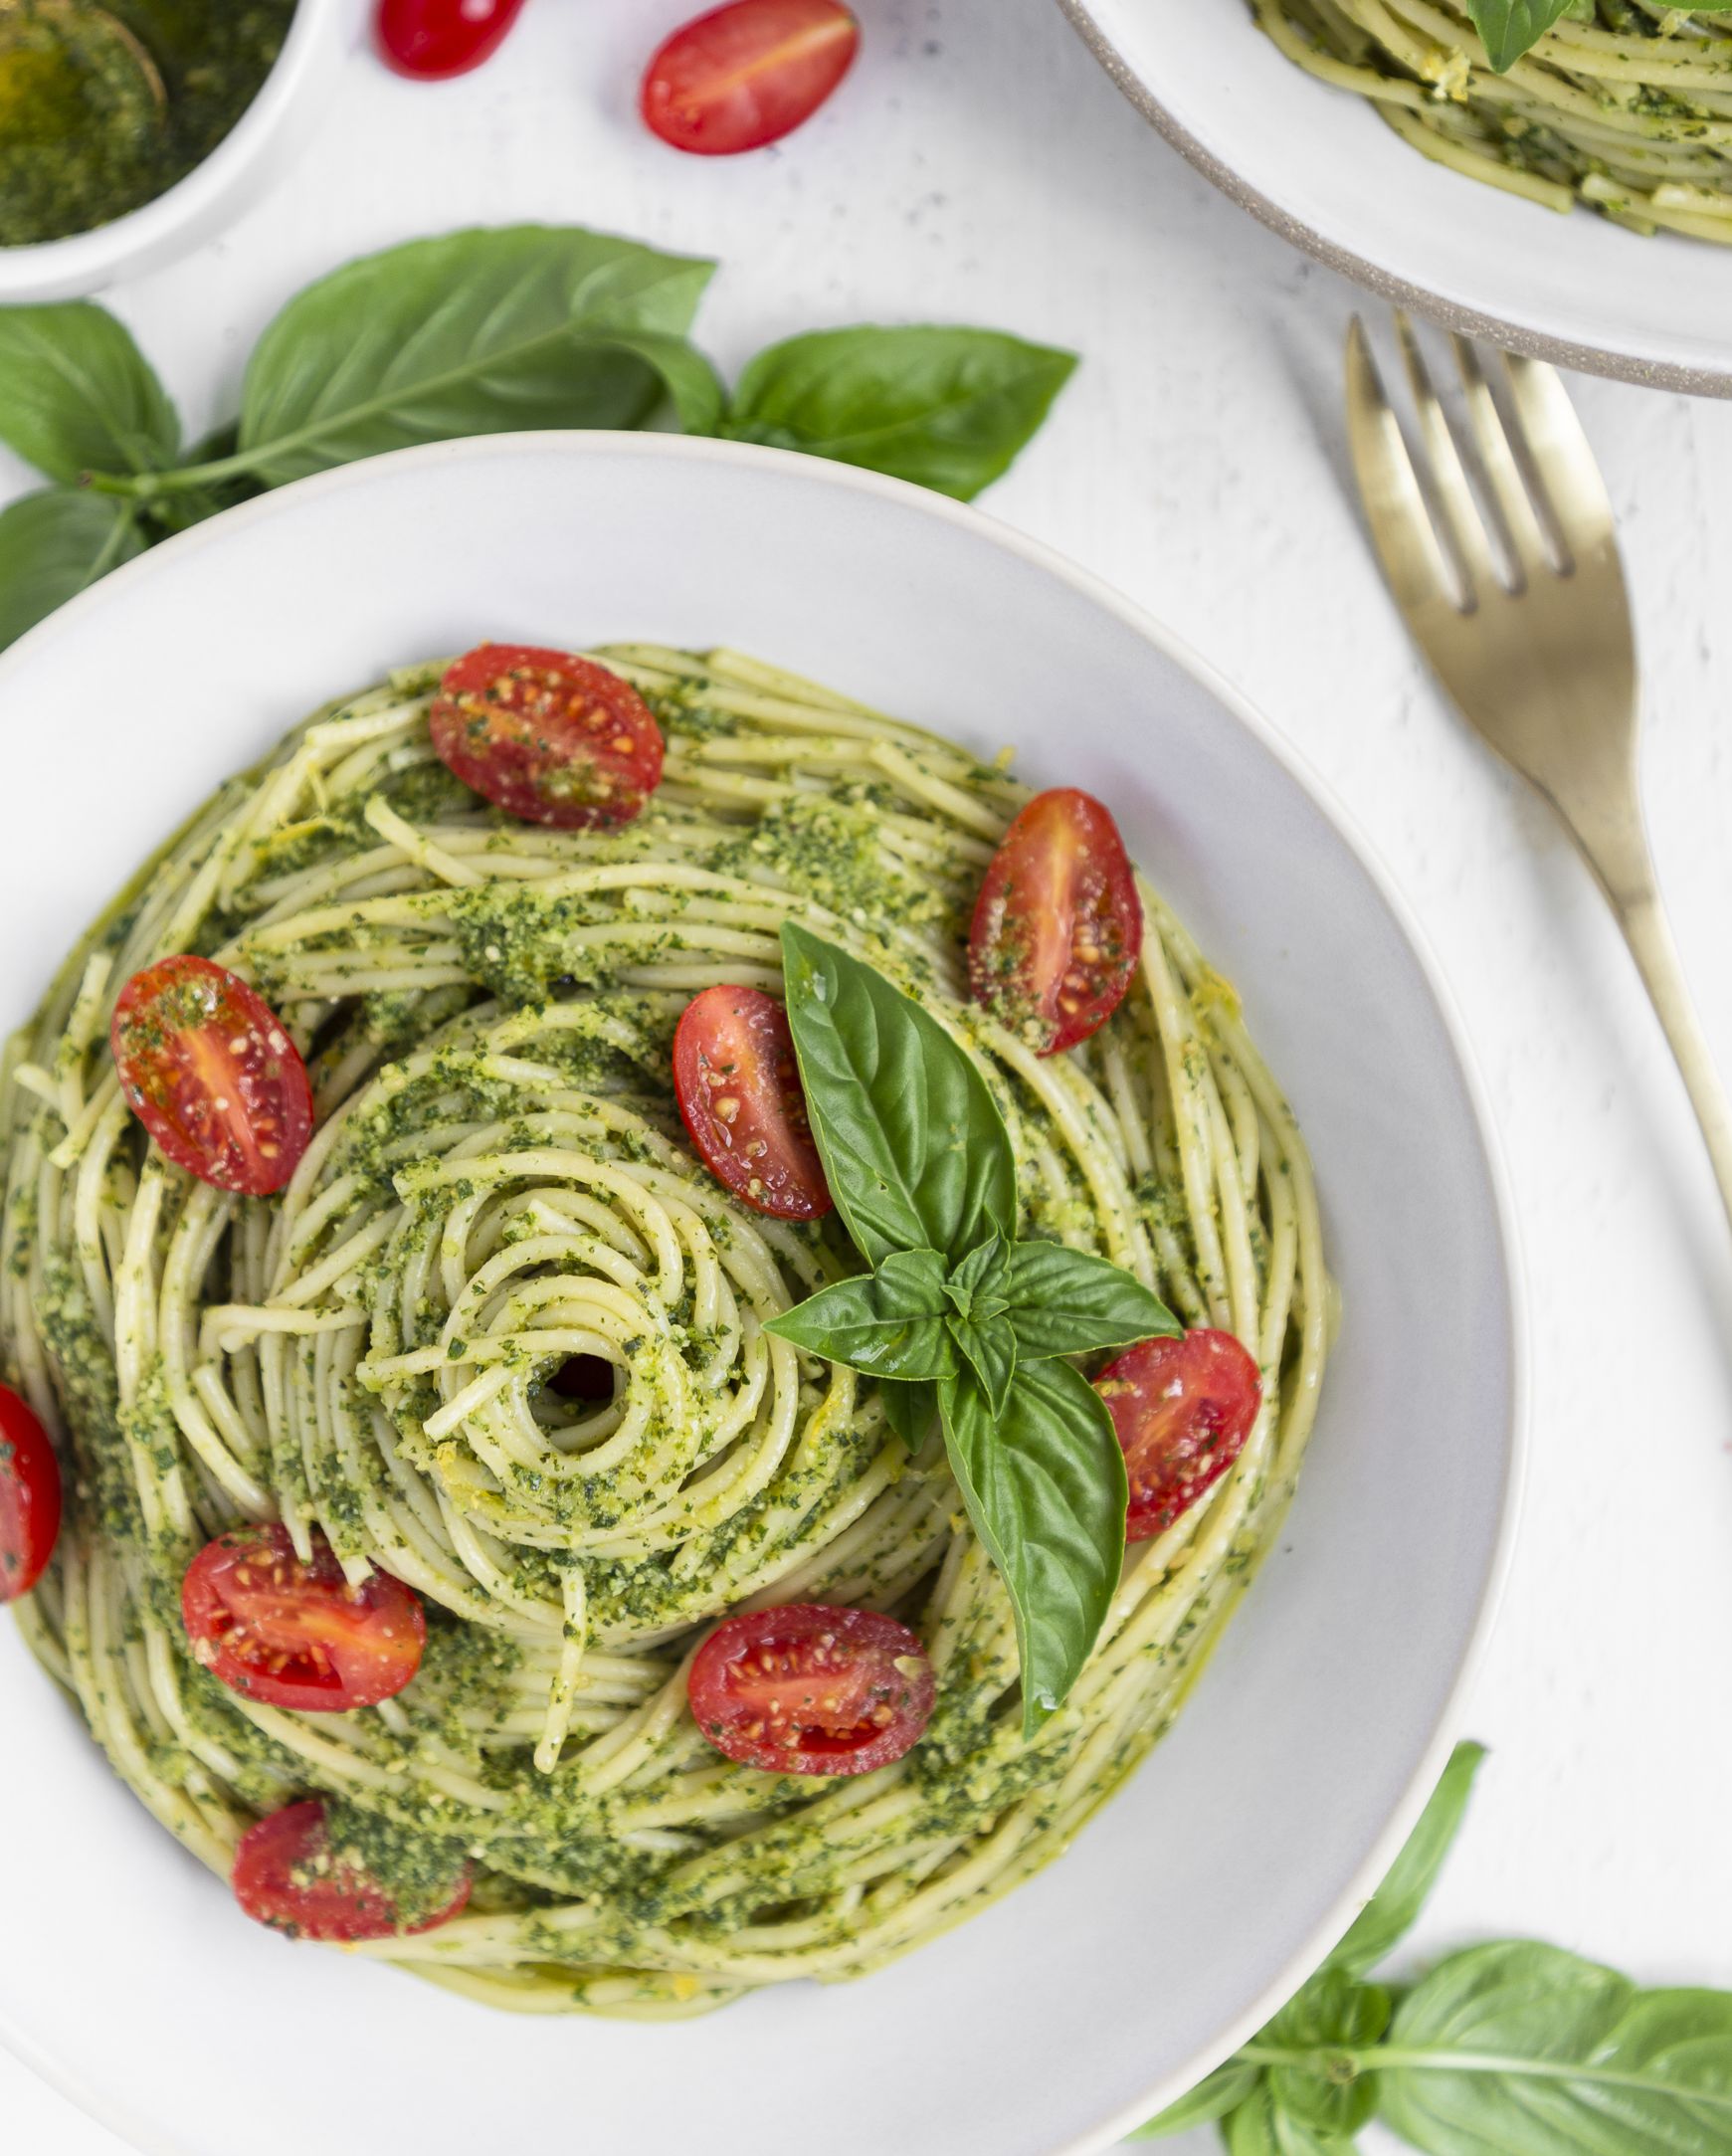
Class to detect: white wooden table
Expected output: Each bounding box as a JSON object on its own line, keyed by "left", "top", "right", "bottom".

{"left": 6, "top": 2, "right": 1732, "bottom": 2148}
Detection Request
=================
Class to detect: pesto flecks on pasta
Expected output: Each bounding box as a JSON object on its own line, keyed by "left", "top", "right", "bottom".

{"left": 1256, "top": 0, "right": 1732, "bottom": 243}
{"left": 1, "top": 644, "right": 1327, "bottom": 2015}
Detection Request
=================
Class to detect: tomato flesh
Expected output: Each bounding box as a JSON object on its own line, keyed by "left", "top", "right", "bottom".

{"left": 1096, "top": 1328, "right": 1262, "bottom": 1542}
{"left": 111, "top": 956, "right": 313, "bottom": 1197}
{"left": 688, "top": 1603, "right": 934, "bottom": 1774}
{"left": 182, "top": 1525, "right": 425, "bottom": 1712}
{"left": 376, "top": 0, "right": 527, "bottom": 77}
{"left": 0, "top": 1385, "right": 61, "bottom": 1604}
{"left": 673, "top": 985, "right": 833, "bottom": 1220}
{"left": 642, "top": 0, "right": 860, "bottom": 155}
{"left": 430, "top": 645, "right": 665, "bottom": 830}
{"left": 968, "top": 788, "right": 1143, "bottom": 1056}
{"left": 233, "top": 1799, "right": 472, "bottom": 1942}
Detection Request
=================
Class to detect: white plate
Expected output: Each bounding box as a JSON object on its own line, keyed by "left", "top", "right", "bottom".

{"left": 0, "top": 434, "right": 1523, "bottom": 2156}
{"left": 1058, "top": 0, "right": 1732, "bottom": 396}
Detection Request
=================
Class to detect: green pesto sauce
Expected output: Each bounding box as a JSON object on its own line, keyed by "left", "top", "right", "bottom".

{"left": 0, "top": 0, "right": 295, "bottom": 249}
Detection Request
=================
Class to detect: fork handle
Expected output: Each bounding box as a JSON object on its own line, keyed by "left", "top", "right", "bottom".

{"left": 1604, "top": 878, "right": 1732, "bottom": 1234}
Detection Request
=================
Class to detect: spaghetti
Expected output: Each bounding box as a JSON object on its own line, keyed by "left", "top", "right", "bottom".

{"left": 2, "top": 647, "right": 1326, "bottom": 2014}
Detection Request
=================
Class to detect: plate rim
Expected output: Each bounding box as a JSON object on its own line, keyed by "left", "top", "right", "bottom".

{"left": 1054, "top": 0, "right": 1732, "bottom": 401}
{"left": 0, "top": 429, "right": 1532, "bottom": 2156}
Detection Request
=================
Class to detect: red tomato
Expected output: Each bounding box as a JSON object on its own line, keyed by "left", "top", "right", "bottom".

{"left": 642, "top": 0, "right": 860, "bottom": 155}
{"left": 673, "top": 985, "right": 833, "bottom": 1220}
{"left": 430, "top": 645, "right": 665, "bottom": 830}
{"left": 968, "top": 788, "right": 1143, "bottom": 1057}
{"left": 233, "top": 1800, "right": 472, "bottom": 1942}
{"left": 0, "top": 1385, "right": 61, "bottom": 1604}
{"left": 376, "top": 0, "right": 528, "bottom": 80}
{"left": 1096, "top": 1329, "right": 1262, "bottom": 1542}
{"left": 182, "top": 1525, "right": 425, "bottom": 1712}
{"left": 688, "top": 1603, "right": 934, "bottom": 1775}
{"left": 111, "top": 956, "right": 313, "bottom": 1197}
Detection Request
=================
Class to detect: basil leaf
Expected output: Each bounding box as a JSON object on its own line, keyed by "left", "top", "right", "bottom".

{"left": 779, "top": 924, "right": 1016, "bottom": 1266}
{"left": 237, "top": 226, "right": 715, "bottom": 484}
{"left": 1331, "top": 1741, "right": 1486, "bottom": 1977}
{"left": 1466, "top": 0, "right": 1575, "bottom": 70}
{"left": 947, "top": 1311, "right": 1018, "bottom": 1417}
{"left": 1380, "top": 1943, "right": 1732, "bottom": 2155}
{"left": 0, "top": 302, "right": 179, "bottom": 480}
{"left": 939, "top": 1357, "right": 1125, "bottom": 1736}
{"left": 944, "top": 1234, "right": 1011, "bottom": 1324}
{"left": 1265, "top": 1968, "right": 1389, "bottom": 2133}
{"left": 880, "top": 1377, "right": 938, "bottom": 1450}
{"left": 725, "top": 325, "right": 1076, "bottom": 501}
{"left": 1126, "top": 2058, "right": 1263, "bottom": 2138}
{"left": 0, "top": 490, "right": 145, "bottom": 651}
{"left": 999, "top": 1240, "right": 1178, "bottom": 1361}
{"left": 579, "top": 328, "right": 725, "bottom": 434}
{"left": 1227, "top": 2090, "right": 1357, "bottom": 2156}
{"left": 767, "top": 1248, "right": 955, "bottom": 1379}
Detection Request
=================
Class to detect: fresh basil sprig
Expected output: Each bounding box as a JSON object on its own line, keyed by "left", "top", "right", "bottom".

{"left": 0, "top": 225, "right": 1075, "bottom": 656}
{"left": 1131, "top": 1741, "right": 1732, "bottom": 2154}
{"left": 765, "top": 924, "right": 1176, "bottom": 1736}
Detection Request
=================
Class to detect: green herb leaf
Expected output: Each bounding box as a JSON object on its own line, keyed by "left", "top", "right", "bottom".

{"left": 0, "top": 490, "right": 145, "bottom": 652}
{"left": 879, "top": 1377, "right": 938, "bottom": 1450}
{"left": 997, "top": 1239, "right": 1178, "bottom": 1361}
{"left": 766, "top": 1248, "right": 955, "bottom": 1378}
{"left": 947, "top": 1310, "right": 1018, "bottom": 1417}
{"left": 1125, "top": 2058, "right": 1264, "bottom": 2138}
{"left": 1227, "top": 2089, "right": 1358, "bottom": 2156}
{"left": 1331, "top": 1741, "right": 1486, "bottom": 1978}
{"left": 1265, "top": 1968, "right": 1390, "bottom": 2133}
{"left": 944, "top": 1234, "right": 1012, "bottom": 1325}
{"left": 0, "top": 302, "right": 179, "bottom": 481}
{"left": 725, "top": 325, "right": 1077, "bottom": 500}
{"left": 939, "top": 1356, "right": 1125, "bottom": 1737}
{"left": 1380, "top": 1944, "right": 1732, "bottom": 2154}
{"left": 577, "top": 328, "right": 726, "bottom": 435}
{"left": 1465, "top": 0, "right": 1575, "bottom": 71}
{"left": 236, "top": 225, "right": 716, "bottom": 485}
{"left": 778, "top": 923, "right": 1016, "bottom": 1266}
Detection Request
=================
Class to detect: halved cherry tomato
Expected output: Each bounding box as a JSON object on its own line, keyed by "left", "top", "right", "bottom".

{"left": 0, "top": 1385, "right": 61, "bottom": 1604}
{"left": 111, "top": 956, "right": 313, "bottom": 1197}
{"left": 234, "top": 1800, "right": 472, "bottom": 1942}
{"left": 1096, "top": 1328, "right": 1262, "bottom": 1542}
{"left": 376, "top": 0, "right": 527, "bottom": 78}
{"left": 182, "top": 1525, "right": 425, "bottom": 1712}
{"left": 642, "top": 0, "right": 860, "bottom": 156}
{"left": 430, "top": 645, "right": 665, "bottom": 830}
{"left": 968, "top": 788, "right": 1143, "bottom": 1057}
{"left": 673, "top": 985, "right": 833, "bottom": 1220}
{"left": 688, "top": 1603, "right": 934, "bottom": 1775}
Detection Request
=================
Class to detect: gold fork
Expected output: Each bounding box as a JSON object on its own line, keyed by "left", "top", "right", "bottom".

{"left": 1345, "top": 312, "right": 1732, "bottom": 1233}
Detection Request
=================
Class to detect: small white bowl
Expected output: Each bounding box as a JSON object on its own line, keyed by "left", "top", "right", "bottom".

{"left": 0, "top": 0, "right": 352, "bottom": 304}
{"left": 0, "top": 434, "right": 1524, "bottom": 2156}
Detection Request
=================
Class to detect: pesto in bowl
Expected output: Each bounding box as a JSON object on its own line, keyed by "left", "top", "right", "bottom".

{"left": 0, "top": 0, "right": 296, "bottom": 248}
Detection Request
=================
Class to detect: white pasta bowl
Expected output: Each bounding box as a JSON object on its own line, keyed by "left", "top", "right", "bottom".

{"left": 0, "top": 434, "right": 1521, "bottom": 2156}
{"left": 1058, "top": 0, "right": 1732, "bottom": 395}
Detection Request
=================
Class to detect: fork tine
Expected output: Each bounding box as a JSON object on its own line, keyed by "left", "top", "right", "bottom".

{"left": 1497, "top": 353, "right": 1618, "bottom": 577}
{"left": 1448, "top": 335, "right": 1552, "bottom": 580}
{"left": 1392, "top": 311, "right": 1499, "bottom": 605}
{"left": 1344, "top": 316, "right": 1461, "bottom": 617}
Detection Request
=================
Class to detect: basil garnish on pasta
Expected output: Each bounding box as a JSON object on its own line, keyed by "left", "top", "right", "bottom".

{"left": 767, "top": 924, "right": 1177, "bottom": 1732}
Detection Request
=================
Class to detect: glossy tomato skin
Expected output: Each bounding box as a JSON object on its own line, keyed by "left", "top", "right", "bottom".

{"left": 643, "top": 0, "right": 860, "bottom": 156}
{"left": 1096, "top": 1328, "right": 1262, "bottom": 1542}
{"left": 688, "top": 1603, "right": 935, "bottom": 1775}
{"left": 430, "top": 645, "right": 665, "bottom": 829}
{"left": 673, "top": 985, "right": 833, "bottom": 1220}
{"left": 182, "top": 1525, "right": 425, "bottom": 1712}
{"left": 111, "top": 956, "right": 313, "bottom": 1197}
{"left": 0, "top": 1385, "right": 61, "bottom": 1604}
{"left": 234, "top": 1800, "right": 472, "bottom": 1942}
{"left": 968, "top": 788, "right": 1143, "bottom": 1057}
{"left": 376, "top": 0, "right": 528, "bottom": 80}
